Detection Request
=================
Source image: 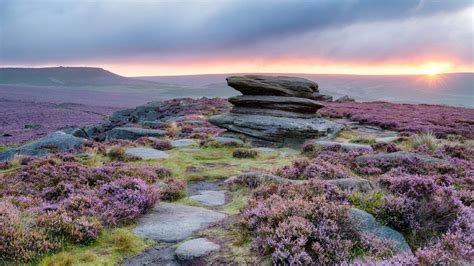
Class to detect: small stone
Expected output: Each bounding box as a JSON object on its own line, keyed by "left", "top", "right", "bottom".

{"left": 310, "top": 140, "right": 373, "bottom": 151}
{"left": 251, "top": 147, "right": 276, "bottom": 153}
{"left": 125, "top": 147, "right": 169, "bottom": 159}
{"left": 171, "top": 139, "right": 196, "bottom": 147}
{"left": 375, "top": 136, "right": 400, "bottom": 143}
{"left": 189, "top": 190, "right": 225, "bottom": 206}
{"left": 175, "top": 238, "right": 220, "bottom": 261}
{"left": 327, "top": 178, "right": 376, "bottom": 193}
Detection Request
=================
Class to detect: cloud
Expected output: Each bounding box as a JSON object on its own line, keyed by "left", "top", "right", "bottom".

{"left": 0, "top": 0, "right": 472, "bottom": 67}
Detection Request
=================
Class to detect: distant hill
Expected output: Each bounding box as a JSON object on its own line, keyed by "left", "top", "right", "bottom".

{"left": 0, "top": 67, "right": 159, "bottom": 87}
{"left": 138, "top": 72, "right": 474, "bottom": 107}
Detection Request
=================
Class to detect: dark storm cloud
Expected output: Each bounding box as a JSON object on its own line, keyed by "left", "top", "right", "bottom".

{"left": 0, "top": 0, "right": 472, "bottom": 64}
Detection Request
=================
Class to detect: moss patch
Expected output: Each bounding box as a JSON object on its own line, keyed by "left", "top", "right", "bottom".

{"left": 223, "top": 189, "right": 249, "bottom": 215}
{"left": 39, "top": 226, "right": 153, "bottom": 266}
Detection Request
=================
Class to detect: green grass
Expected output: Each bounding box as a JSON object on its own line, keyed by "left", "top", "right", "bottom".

{"left": 39, "top": 226, "right": 153, "bottom": 266}
{"left": 349, "top": 136, "right": 376, "bottom": 145}
{"left": 174, "top": 197, "right": 203, "bottom": 207}
{"left": 146, "top": 146, "right": 298, "bottom": 181}
{"left": 223, "top": 188, "right": 249, "bottom": 215}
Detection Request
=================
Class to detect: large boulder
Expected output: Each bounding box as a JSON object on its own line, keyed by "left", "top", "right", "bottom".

{"left": 226, "top": 75, "right": 318, "bottom": 99}
{"left": 105, "top": 127, "right": 165, "bottom": 140}
{"left": 0, "top": 131, "right": 86, "bottom": 161}
{"left": 228, "top": 95, "right": 324, "bottom": 113}
{"left": 209, "top": 113, "right": 342, "bottom": 146}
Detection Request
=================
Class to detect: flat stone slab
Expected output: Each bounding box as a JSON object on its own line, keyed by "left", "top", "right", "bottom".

{"left": 311, "top": 140, "right": 373, "bottom": 151}
{"left": 375, "top": 136, "right": 400, "bottom": 143}
{"left": 105, "top": 127, "right": 165, "bottom": 140}
{"left": 213, "top": 136, "right": 244, "bottom": 145}
{"left": 133, "top": 203, "right": 226, "bottom": 242}
{"left": 125, "top": 147, "right": 169, "bottom": 159}
{"left": 228, "top": 95, "right": 324, "bottom": 113}
{"left": 171, "top": 139, "right": 196, "bottom": 147}
{"left": 175, "top": 238, "right": 220, "bottom": 261}
{"left": 122, "top": 246, "right": 178, "bottom": 266}
{"left": 356, "top": 151, "right": 447, "bottom": 166}
{"left": 189, "top": 190, "right": 226, "bottom": 206}
{"left": 251, "top": 147, "right": 277, "bottom": 153}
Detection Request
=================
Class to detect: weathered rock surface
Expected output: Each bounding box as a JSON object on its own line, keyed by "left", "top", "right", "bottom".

{"left": 0, "top": 131, "right": 86, "bottom": 161}
{"left": 189, "top": 190, "right": 226, "bottom": 206}
{"left": 105, "top": 127, "right": 165, "bottom": 140}
{"left": 210, "top": 75, "right": 341, "bottom": 146}
{"left": 226, "top": 75, "right": 318, "bottom": 99}
{"left": 309, "top": 140, "right": 373, "bottom": 151}
{"left": 212, "top": 136, "right": 244, "bottom": 146}
{"left": 175, "top": 238, "right": 220, "bottom": 261}
{"left": 122, "top": 246, "right": 178, "bottom": 266}
{"left": 171, "top": 139, "right": 196, "bottom": 147}
{"left": 133, "top": 203, "right": 226, "bottom": 242}
{"left": 335, "top": 95, "right": 355, "bottom": 103}
{"left": 356, "top": 151, "right": 447, "bottom": 166}
{"left": 125, "top": 147, "right": 169, "bottom": 160}
{"left": 349, "top": 208, "right": 411, "bottom": 253}
{"left": 228, "top": 95, "right": 324, "bottom": 113}
{"left": 209, "top": 113, "right": 342, "bottom": 145}
{"left": 327, "top": 178, "right": 376, "bottom": 193}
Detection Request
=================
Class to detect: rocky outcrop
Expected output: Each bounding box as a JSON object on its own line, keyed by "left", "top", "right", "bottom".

{"left": 0, "top": 131, "right": 86, "bottom": 161}
{"left": 105, "top": 127, "right": 166, "bottom": 140}
{"left": 209, "top": 75, "right": 342, "bottom": 146}
{"left": 335, "top": 95, "right": 355, "bottom": 103}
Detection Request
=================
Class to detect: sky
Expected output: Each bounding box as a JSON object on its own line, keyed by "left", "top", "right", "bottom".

{"left": 1, "top": 0, "right": 473, "bottom": 76}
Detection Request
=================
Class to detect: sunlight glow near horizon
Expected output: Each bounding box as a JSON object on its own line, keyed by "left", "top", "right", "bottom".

{"left": 94, "top": 60, "right": 471, "bottom": 77}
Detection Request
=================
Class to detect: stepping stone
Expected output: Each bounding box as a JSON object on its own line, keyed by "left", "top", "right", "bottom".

{"left": 189, "top": 190, "right": 226, "bottom": 206}
{"left": 251, "top": 147, "right": 276, "bottom": 153}
{"left": 125, "top": 147, "right": 169, "bottom": 159}
{"left": 175, "top": 238, "right": 220, "bottom": 261}
{"left": 133, "top": 203, "right": 226, "bottom": 242}
{"left": 122, "top": 246, "right": 178, "bottom": 266}
{"left": 171, "top": 139, "right": 196, "bottom": 147}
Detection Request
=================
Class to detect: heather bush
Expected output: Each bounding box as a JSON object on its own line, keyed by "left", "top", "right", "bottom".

{"left": 375, "top": 174, "right": 462, "bottom": 247}
{"left": 320, "top": 102, "right": 474, "bottom": 138}
{"left": 0, "top": 157, "right": 174, "bottom": 262}
{"left": 157, "top": 178, "right": 186, "bottom": 201}
{"left": 107, "top": 146, "right": 126, "bottom": 161}
{"left": 242, "top": 180, "right": 393, "bottom": 264}
{"left": 439, "top": 144, "right": 474, "bottom": 161}
{"left": 0, "top": 161, "right": 10, "bottom": 170}
{"left": 272, "top": 158, "right": 354, "bottom": 180}
{"left": 151, "top": 139, "right": 173, "bottom": 150}
{"left": 233, "top": 149, "right": 258, "bottom": 159}
{"left": 371, "top": 142, "right": 400, "bottom": 153}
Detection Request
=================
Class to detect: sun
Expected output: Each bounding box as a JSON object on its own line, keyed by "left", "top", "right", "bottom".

{"left": 420, "top": 62, "right": 451, "bottom": 76}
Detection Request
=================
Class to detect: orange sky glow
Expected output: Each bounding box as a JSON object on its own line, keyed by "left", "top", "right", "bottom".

{"left": 92, "top": 60, "right": 473, "bottom": 77}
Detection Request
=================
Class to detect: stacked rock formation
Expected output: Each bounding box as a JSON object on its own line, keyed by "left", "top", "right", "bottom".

{"left": 209, "top": 75, "right": 342, "bottom": 146}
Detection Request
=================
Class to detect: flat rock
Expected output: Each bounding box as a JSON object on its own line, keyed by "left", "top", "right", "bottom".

{"left": 251, "top": 147, "right": 277, "bottom": 153}
{"left": 228, "top": 95, "right": 324, "bottom": 113}
{"left": 125, "top": 147, "right": 169, "bottom": 159}
{"left": 310, "top": 140, "right": 373, "bottom": 151}
{"left": 122, "top": 246, "right": 178, "bottom": 266}
{"left": 0, "top": 131, "right": 86, "bottom": 162}
{"left": 375, "top": 136, "right": 400, "bottom": 143}
{"left": 226, "top": 75, "right": 318, "bottom": 99}
{"left": 349, "top": 208, "right": 411, "bottom": 253}
{"left": 327, "top": 178, "right": 376, "bottom": 193}
{"left": 335, "top": 95, "right": 355, "bottom": 103}
{"left": 105, "top": 127, "right": 165, "bottom": 140}
{"left": 133, "top": 203, "right": 226, "bottom": 242}
{"left": 212, "top": 136, "right": 244, "bottom": 146}
{"left": 189, "top": 190, "right": 226, "bottom": 206}
{"left": 171, "top": 139, "right": 196, "bottom": 147}
{"left": 175, "top": 238, "right": 220, "bottom": 261}
{"left": 230, "top": 107, "right": 317, "bottom": 118}
{"left": 356, "top": 151, "right": 447, "bottom": 166}
{"left": 209, "top": 114, "right": 342, "bottom": 146}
